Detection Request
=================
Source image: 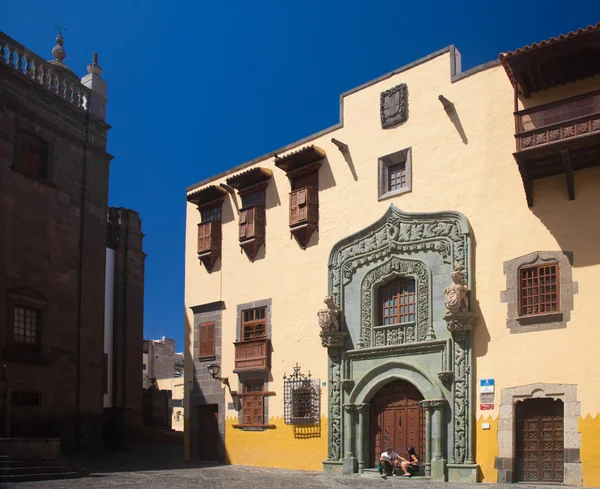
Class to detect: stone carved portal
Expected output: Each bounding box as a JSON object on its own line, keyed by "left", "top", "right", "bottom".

{"left": 322, "top": 205, "right": 477, "bottom": 482}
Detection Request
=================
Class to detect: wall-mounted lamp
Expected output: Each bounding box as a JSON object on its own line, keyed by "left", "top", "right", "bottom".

{"left": 206, "top": 364, "right": 229, "bottom": 386}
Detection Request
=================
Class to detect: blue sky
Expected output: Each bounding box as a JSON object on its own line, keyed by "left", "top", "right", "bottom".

{"left": 3, "top": 2, "right": 600, "bottom": 351}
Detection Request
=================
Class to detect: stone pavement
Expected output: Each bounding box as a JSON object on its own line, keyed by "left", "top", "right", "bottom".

{"left": 2, "top": 465, "right": 596, "bottom": 489}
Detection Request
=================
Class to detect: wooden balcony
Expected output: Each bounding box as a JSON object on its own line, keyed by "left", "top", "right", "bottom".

{"left": 197, "top": 221, "right": 221, "bottom": 272}
{"left": 514, "top": 89, "right": 600, "bottom": 206}
{"left": 233, "top": 338, "right": 271, "bottom": 372}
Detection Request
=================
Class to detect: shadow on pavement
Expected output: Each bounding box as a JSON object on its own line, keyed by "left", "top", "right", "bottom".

{"left": 71, "top": 442, "right": 220, "bottom": 474}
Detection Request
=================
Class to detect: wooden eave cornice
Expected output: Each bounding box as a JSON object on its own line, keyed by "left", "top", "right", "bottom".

{"left": 274, "top": 145, "right": 326, "bottom": 174}
{"left": 226, "top": 167, "right": 272, "bottom": 191}
{"left": 499, "top": 23, "right": 600, "bottom": 97}
{"left": 186, "top": 185, "right": 227, "bottom": 207}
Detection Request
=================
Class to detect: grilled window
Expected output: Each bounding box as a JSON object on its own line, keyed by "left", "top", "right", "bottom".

{"left": 13, "top": 306, "right": 39, "bottom": 345}
{"left": 242, "top": 307, "right": 266, "bottom": 341}
{"left": 388, "top": 162, "right": 407, "bottom": 191}
{"left": 201, "top": 206, "right": 221, "bottom": 223}
{"left": 12, "top": 391, "right": 40, "bottom": 407}
{"left": 379, "top": 278, "right": 416, "bottom": 325}
{"left": 283, "top": 364, "right": 320, "bottom": 425}
{"left": 519, "top": 263, "right": 559, "bottom": 316}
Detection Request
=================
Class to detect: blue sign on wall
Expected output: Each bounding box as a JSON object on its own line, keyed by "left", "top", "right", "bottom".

{"left": 480, "top": 379, "right": 495, "bottom": 393}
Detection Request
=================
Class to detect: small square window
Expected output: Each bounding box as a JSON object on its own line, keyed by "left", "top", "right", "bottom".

{"left": 519, "top": 263, "right": 559, "bottom": 316}
{"left": 378, "top": 148, "right": 412, "bottom": 200}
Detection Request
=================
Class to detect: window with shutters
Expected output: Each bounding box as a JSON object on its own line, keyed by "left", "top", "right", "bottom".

{"left": 241, "top": 380, "right": 265, "bottom": 426}
{"left": 198, "top": 322, "right": 216, "bottom": 358}
{"left": 239, "top": 205, "right": 266, "bottom": 241}
{"left": 378, "top": 277, "right": 416, "bottom": 325}
{"left": 290, "top": 187, "right": 318, "bottom": 227}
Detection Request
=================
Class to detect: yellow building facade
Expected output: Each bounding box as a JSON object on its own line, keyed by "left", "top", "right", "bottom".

{"left": 184, "top": 24, "right": 600, "bottom": 484}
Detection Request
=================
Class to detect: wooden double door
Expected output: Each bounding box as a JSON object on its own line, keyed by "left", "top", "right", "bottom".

{"left": 370, "top": 380, "right": 424, "bottom": 467}
{"left": 516, "top": 398, "right": 564, "bottom": 483}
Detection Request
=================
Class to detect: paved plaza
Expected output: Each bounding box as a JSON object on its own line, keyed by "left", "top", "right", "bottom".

{"left": 3, "top": 465, "right": 597, "bottom": 489}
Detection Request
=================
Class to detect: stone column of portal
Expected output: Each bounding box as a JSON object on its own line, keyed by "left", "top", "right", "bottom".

{"left": 343, "top": 404, "right": 357, "bottom": 474}
{"left": 427, "top": 399, "right": 447, "bottom": 482}
{"left": 356, "top": 403, "right": 370, "bottom": 473}
{"left": 421, "top": 402, "right": 433, "bottom": 477}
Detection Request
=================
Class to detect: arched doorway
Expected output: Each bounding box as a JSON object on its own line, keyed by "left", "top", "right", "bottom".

{"left": 516, "top": 398, "right": 564, "bottom": 483}
{"left": 369, "top": 379, "right": 424, "bottom": 468}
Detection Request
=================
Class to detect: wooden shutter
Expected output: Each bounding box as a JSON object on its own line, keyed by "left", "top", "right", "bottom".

{"left": 253, "top": 395, "right": 264, "bottom": 425}
{"left": 198, "top": 322, "right": 215, "bottom": 357}
{"left": 246, "top": 207, "right": 255, "bottom": 237}
{"left": 290, "top": 191, "right": 299, "bottom": 225}
{"left": 206, "top": 323, "right": 215, "bottom": 356}
{"left": 242, "top": 397, "right": 252, "bottom": 425}
{"left": 239, "top": 209, "right": 247, "bottom": 239}
{"left": 306, "top": 187, "right": 318, "bottom": 223}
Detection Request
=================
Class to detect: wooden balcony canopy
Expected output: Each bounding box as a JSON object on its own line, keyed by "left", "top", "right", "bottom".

{"left": 226, "top": 167, "right": 272, "bottom": 191}
{"left": 274, "top": 145, "right": 325, "bottom": 174}
{"left": 500, "top": 22, "right": 600, "bottom": 97}
{"left": 186, "top": 185, "right": 227, "bottom": 207}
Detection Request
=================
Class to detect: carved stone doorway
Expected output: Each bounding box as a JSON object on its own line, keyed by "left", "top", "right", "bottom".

{"left": 516, "top": 398, "right": 564, "bottom": 483}
{"left": 369, "top": 379, "right": 424, "bottom": 468}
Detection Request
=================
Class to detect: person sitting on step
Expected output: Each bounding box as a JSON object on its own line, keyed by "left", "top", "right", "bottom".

{"left": 379, "top": 446, "right": 401, "bottom": 479}
{"left": 398, "top": 446, "right": 420, "bottom": 477}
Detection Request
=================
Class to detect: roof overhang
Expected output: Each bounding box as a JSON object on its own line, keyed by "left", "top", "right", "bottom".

{"left": 274, "top": 145, "right": 326, "bottom": 174}
{"left": 186, "top": 184, "right": 227, "bottom": 207}
{"left": 225, "top": 167, "right": 273, "bottom": 191}
{"left": 499, "top": 23, "right": 600, "bottom": 97}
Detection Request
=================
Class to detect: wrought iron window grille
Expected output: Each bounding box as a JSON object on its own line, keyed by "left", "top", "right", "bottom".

{"left": 283, "top": 363, "right": 320, "bottom": 425}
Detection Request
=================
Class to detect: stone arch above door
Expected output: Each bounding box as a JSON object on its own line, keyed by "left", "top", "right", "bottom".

{"left": 349, "top": 360, "right": 445, "bottom": 404}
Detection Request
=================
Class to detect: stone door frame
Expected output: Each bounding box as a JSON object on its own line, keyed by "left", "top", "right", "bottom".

{"left": 496, "top": 383, "right": 582, "bottom": 485}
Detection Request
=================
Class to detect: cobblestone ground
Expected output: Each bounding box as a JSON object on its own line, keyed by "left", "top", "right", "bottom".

{"left": 4, "top": 466, "right": 597, "bottom": 489}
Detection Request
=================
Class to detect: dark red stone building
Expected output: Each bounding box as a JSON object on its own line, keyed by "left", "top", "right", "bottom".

{"left": 0, "top": 31, "right": 145, "bottom": 451}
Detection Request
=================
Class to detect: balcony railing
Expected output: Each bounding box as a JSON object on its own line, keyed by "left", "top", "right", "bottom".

{"left": 234, "top": 338, "right": 270, "bottom": 372}
{"left": 516, "top": 89, "right": 600, "bottom": 152}
{"left": 0, "top": 32, "right": 89, "bottom": 111}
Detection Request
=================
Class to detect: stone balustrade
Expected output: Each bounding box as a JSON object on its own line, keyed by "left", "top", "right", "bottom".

{"left": 0, "top": 32, "right": 88, "bottom": 111}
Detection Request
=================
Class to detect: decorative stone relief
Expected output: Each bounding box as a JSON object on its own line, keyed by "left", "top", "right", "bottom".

{"left": 380, "top": 83, "right": 408, "bottom": 128}
{"left": 318, "top": 296, "right": 340, "bottom": 333}
{"left": 453, "top": 331, "right": 468, "bottom": 464}
{"left": 443, "top": 270, "right": 469, "bottom": 313}
{"left": 329, "top": 207, "right": 467, "bottom": 306}
{"left": 328, "top": 349, "right": 342, "bottom": 461}
{"left": 361, "top": 257, "right": 432, "bottom": 348}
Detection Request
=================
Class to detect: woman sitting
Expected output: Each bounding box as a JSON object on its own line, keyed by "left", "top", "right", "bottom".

{"left": 399, "top": 446, "right": 419, "bottom": 477}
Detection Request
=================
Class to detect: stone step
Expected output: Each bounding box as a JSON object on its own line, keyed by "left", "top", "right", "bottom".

{"left": 0, "top": 458, "right": 73, "bottom": 467}
{"left": 0, "top": 465, "right": 74, "bottom": 475}
{"left": 0, "top": 471, "right": 83, "bottom": 483}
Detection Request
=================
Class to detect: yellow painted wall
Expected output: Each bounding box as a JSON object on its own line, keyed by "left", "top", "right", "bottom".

{"left": 183, "top": 43, "right": 600, "bottom": 470}
{"left": 225, "top": 416, "right": 328, "bottom": 471}
{"left": 476, "top": 416, "right": 498, "bottom": 483}
{"left": 157, "top": 377, "right": 185, "bottom": 431}
{"left": 581, "top": 415, "right": 600, "bottom": 487}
